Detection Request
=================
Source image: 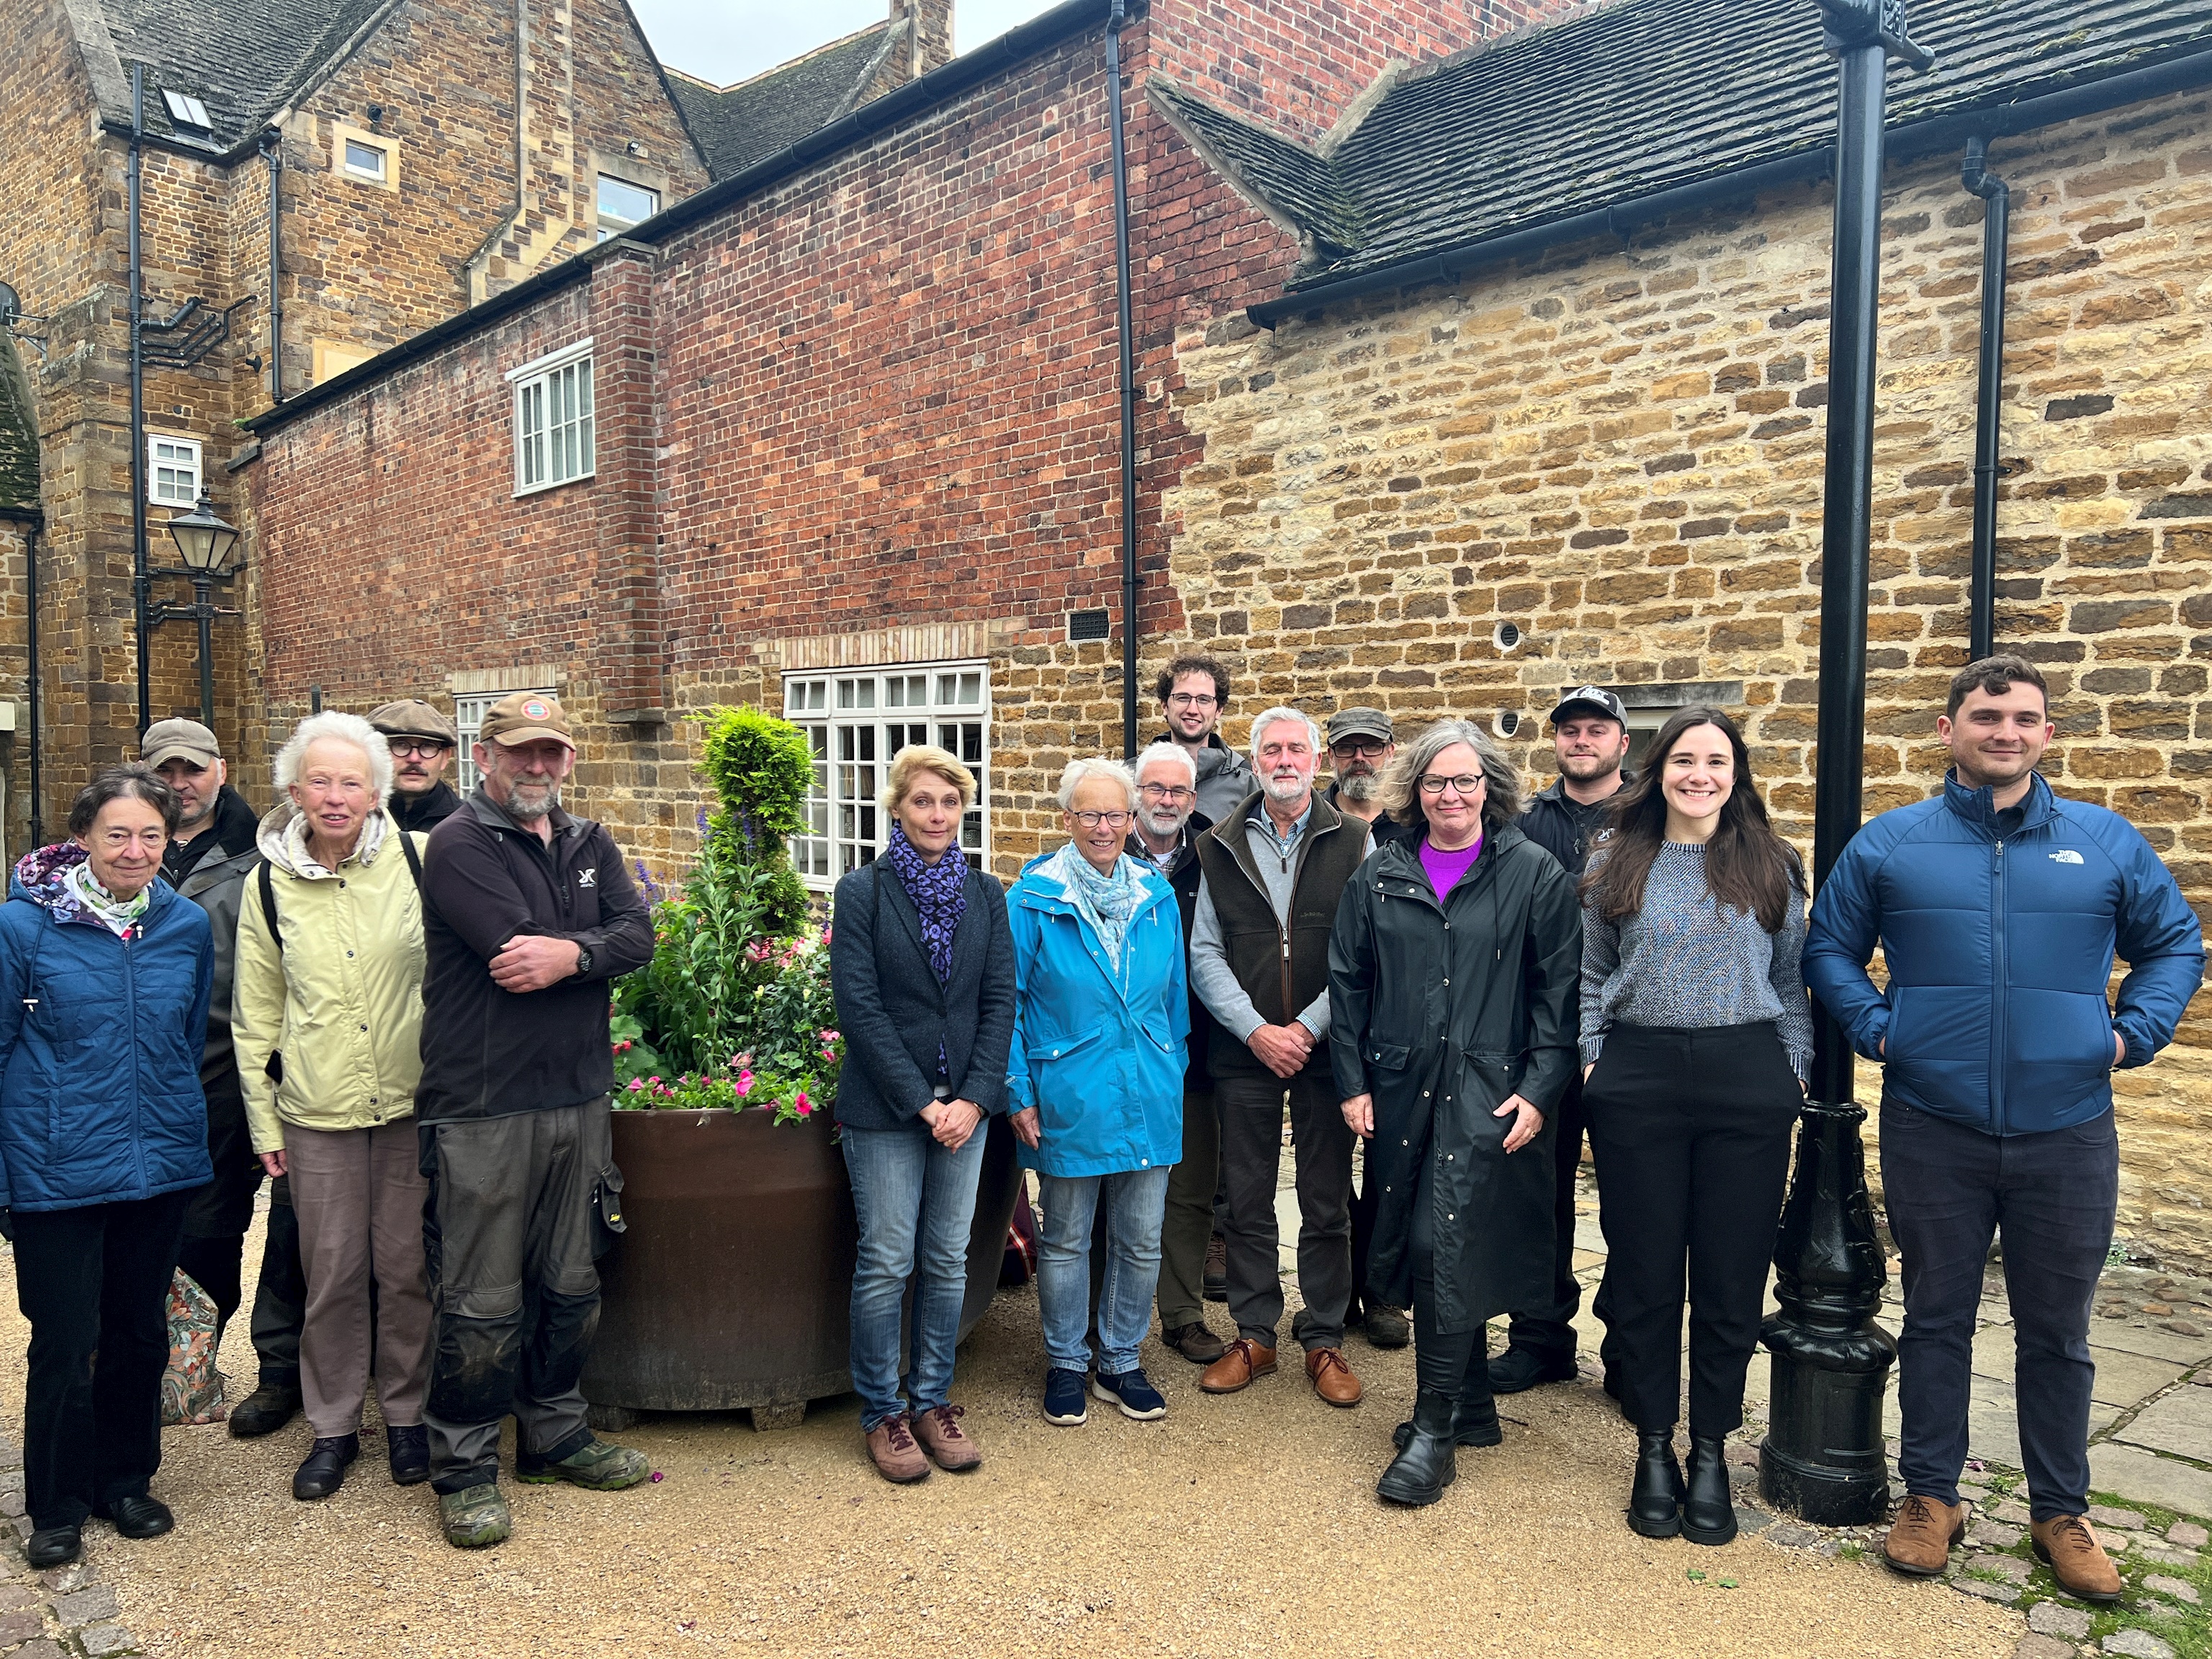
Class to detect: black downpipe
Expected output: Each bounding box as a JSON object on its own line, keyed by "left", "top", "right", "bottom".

{"left": 0, "top": 511, "right": 42, "bottom": 851}
{"left": 129, "top": 66, "right": 150, "bottom": 736}
{"left": 1961, "top": 136, "right": 2008, "bottom": 661}
{"left": 263, "top": 127, "right": 284, "bottom": 405}
{"left": 1107, "top": 0, "right": 1139, "bottom": 760}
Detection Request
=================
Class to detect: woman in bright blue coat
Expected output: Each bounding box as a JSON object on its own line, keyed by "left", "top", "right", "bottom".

{"left": 0, "top": 768, "right": 214, "bottom": 1570}
{"left": 1007, "top": 757, "right": 1188, "bottom": 1429}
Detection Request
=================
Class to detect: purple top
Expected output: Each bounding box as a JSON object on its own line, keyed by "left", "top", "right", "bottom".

{"left": 1419, "top": 833, "right": 1484, "bottom": 899}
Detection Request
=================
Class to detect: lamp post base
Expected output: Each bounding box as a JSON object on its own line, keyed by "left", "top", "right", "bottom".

{"left": 1758, "top": 1315, "right": 1896, "bottom": 1527}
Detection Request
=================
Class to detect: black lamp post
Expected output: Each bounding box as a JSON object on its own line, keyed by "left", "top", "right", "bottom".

{"left": 149, "top": 493, "right": 242, "bottom": 726}
{"left": 1756, "top": 0, "right": 1932, "bottom": 1529}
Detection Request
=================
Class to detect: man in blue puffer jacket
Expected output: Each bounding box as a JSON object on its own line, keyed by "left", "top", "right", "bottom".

{"left": 1805, "top": 654, "right": 2205, "bottom": 1601}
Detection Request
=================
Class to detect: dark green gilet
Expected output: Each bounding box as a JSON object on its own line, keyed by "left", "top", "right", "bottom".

{"left": 1195, "top": 791, "right": 1368, "bottom": 1081}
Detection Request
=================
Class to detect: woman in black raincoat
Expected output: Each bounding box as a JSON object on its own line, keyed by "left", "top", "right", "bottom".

{"left": 1329, "top": 719, "right": 1581, "bottom": 1506}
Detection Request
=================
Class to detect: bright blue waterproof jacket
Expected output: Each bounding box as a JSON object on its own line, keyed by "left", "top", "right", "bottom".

{"left": 1804, "top": 772, "right": 2205, "bottom": 1136}
{"left": 1005, "top": 849, "right": 1189, "bottom": 1178}
{"left": 0, "top": 845, "right": 215, "bottom": 1211}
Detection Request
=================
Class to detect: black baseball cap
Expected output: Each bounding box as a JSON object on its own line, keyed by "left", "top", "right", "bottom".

{"left": 1547, "top": 685, "right": 1628, "bottom": 727}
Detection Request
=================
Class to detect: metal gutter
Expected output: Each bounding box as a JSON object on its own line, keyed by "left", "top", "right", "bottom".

{"left": 1961, "top": 135, "right": 2010, "bottom": 661}
{"left": 1247, "top": 44, "right": 2212, "bottom": 329}
{"left": 1107, "top": 0, "right": 1139, "bottom": 758}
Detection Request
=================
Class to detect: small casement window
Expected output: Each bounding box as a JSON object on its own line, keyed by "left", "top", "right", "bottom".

{"left": 148, "top": 435, "right": 202, "bottom": 505}
{"left": 595, "top": 174, "right": 659, "bottom": 240}
{"left": 343, "top": 138, "right": 387, "bottom": 180}
{"left": 505, "top": 338, "right": 595, "bottom": 497}
{"left": 331, "top": 123, "right": 397, "bottom": 190}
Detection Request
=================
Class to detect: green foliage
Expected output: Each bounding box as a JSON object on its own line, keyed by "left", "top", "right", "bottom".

{"left": 697, "top": 705, "right": 814, "bottom": 936}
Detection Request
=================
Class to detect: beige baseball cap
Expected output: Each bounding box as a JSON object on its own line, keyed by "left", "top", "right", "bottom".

{"left": 477, "top": 691, "right": 574, "bottom": 750}
{"left": 142, "top": 717, "right": 221, "bottom": 769}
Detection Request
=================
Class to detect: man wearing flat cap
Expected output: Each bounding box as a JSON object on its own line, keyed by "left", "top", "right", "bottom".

{"left": 415, "top": 692, "right": 655, "bottom": 1549}
{"left": 369, "top": 700, "right": 463, "bottom": 833}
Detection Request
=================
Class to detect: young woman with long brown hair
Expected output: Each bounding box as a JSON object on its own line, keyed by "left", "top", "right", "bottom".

{"left": 1578, "top": 706, "right": 1812, "bottom": 1547}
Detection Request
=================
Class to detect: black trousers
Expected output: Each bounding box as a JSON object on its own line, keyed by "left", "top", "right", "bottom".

{"left": 1505, "top": 1071, "right": 1613, "bottom": 1358}
{"left": 246, "top": 1176, "right": 309, "bottom": 1388}
{"left": 177, "top": 1079, "right": 264, "bottom": 1336}
{"left": 1584, "top": 1022, "right": 1799, "bottom": 1438}
{"left": 12, "top": 1189, "right": 194, "bottom": 1530}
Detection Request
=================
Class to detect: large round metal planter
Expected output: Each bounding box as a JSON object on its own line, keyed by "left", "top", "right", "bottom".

{"left": 581, "top": 1107, "right": 1022, "bottom": 1424}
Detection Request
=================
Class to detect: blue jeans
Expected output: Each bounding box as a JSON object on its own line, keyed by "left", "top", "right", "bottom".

{"left": 842, "top": 1123, "right": 988, "bottom": 1431}
{"left": 1036, "top": 1167, "right": 1172, "bottom": 1375}
{"left": 1880, "top": 1099, "right": 2119, "bottom": 1521}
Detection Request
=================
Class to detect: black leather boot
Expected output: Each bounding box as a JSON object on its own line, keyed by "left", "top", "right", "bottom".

{"left": 1681, "top": 1435, "right": 1738, "bottom": 1545}
{"left": 1392, "top": 1379, "right": 1503, "bottom": 1451}
{"left": 293, "top": 1433, "right": 361, "bottom": 1501}
{"left": 1376, "top": 1390, "right": 1459, "bottom": 1507}
{"left": 1627, "top": 1429, "right": 1686, "bottom": 1539}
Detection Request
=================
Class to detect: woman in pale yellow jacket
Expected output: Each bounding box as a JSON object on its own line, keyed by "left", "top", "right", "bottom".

{"left": 233, "top": 711, "right": 432, "bottom": 1503}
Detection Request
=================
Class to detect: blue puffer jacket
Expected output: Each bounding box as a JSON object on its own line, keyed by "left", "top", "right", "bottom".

{"left": 1006, "top": 848, "right": 1189, "bottom": 1178}
{"left": 0, "top": 845, "right": 215, "bottom": 1210}
{"left": 1804, "top": 772, "right": 2206, "bottom": 1136}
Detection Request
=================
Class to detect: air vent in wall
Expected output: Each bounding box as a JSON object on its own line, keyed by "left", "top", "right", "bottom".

{"left": 1067, "top": 608, "right": 1110, "bottom": 642}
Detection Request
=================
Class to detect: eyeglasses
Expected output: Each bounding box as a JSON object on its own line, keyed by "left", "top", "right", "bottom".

{"left": 1071, "top": 810, "right": 1133, "bottom": 829}
{"left": 1138, "top": 783, "right": 1193, "bottom": 801}
{"left": 1417, "top": 773, "right": 1486, "bottom": 797}
{"left": 1165, "top": 693, "right": 1218, "bottom": 709}
{"left": 1331, "top": 740, "right": 1388, "bottom": 759}
{"left": 389, "top": 740, "right": 450, "bottom": 759}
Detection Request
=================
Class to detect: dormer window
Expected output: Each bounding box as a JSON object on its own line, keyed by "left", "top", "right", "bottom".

{"left": 161, "top": 89, "right": 212, "bottom": 132}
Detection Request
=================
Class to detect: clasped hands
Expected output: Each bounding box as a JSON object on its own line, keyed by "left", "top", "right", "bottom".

{"left": 921, "top": 1097, "right": 984, "bottom": 1151}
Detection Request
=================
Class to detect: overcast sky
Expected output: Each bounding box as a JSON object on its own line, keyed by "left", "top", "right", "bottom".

{"left": 631, "top": 0, "right": 1064, "bottom": 87}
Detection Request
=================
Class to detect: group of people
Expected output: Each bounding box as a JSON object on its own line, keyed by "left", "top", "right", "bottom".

{"left": 0, "top": 691, "right": 655, "bottom": 1567}
{"left": 827, "top": 651, "right": 2203, "bottom": 1609}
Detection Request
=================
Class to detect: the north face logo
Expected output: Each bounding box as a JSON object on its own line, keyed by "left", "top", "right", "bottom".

{"left": 2049, "top": 850, "right": 2085, "bottom": 865}
{"left": 577, "top": 868, "right": 598, "bottom": 887}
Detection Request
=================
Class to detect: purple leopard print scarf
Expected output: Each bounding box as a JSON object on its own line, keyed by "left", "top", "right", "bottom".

{"left": 884, "top": 822, "right": 966, "bottom": 986}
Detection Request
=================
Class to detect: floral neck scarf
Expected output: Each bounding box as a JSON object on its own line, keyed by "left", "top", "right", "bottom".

{"left": 65, "top": 860, "right": 152, "bottom": 937}
{"left": 1050, "top": 842, "right": 1147, "bottom": 969}
{"left": 883, "top": 823, "right": 966, "bottom": 986}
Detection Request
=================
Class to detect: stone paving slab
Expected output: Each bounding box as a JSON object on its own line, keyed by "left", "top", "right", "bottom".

{"left": 2087, "top": 1442, "right": 2212, "bottom": 1519}
{"left": 2079, "top": 1318, "right": 2212, "bottom": 1367}
{"left": 2111, "top": 1385, "right": 2212, "bottom": 1462}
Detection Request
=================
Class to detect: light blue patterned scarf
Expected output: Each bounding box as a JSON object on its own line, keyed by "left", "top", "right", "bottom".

{"left": 1048, "top": 843, "right": 1147, "bottom": 968}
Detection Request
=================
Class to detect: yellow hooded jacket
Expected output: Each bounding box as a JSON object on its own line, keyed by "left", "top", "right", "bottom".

{"left": 233, "top": 806, "right": 428, "bottom": 1155}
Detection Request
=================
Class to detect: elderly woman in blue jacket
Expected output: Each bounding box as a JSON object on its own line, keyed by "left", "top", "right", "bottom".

{"left": 0, "top": 766, "right": 214, "bottom": 1570}
{"left": 1007, "top": 757, "right": 1189, "bottom": 1427}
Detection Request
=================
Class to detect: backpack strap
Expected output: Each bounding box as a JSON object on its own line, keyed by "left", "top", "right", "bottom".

{"left": 397, "top": 830, "right": 423, "bottom": 891}
{"left": 257, "top": 859, "right": 281, "bottom": 956}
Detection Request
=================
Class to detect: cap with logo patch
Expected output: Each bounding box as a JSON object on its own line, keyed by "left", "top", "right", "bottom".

{"left": 477, "top": 691, "right": 574, "bottom": 751}
{"left": 1546, "top": 685, "right": 1628, "bottom": 728}
{"left": 141, "top": 717, "right": 222, "bottom": 769}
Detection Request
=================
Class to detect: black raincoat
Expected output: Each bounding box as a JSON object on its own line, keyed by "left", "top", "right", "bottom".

{"left": 1328, "top": 825, "right": 1582, "bottom": 1335}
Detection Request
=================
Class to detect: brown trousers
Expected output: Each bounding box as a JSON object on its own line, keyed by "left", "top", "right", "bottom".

{"left": 287, "top": 1118, "right": 434, "bottom": 1439}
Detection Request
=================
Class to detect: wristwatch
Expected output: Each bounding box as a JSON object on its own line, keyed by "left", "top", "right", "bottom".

{"left": 574, "top": 945, "right": 594, "bottom": 977}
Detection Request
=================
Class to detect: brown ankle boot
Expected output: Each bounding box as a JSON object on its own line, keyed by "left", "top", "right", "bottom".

{"left": 1881, "top": 1494, "right": 1966, "bottom": 1576}
{"left": 863, "top": 1413, "right": 931, "bottom": 1484}
{"left": 2031, "top": 1514, "right": 2123, "bottom": 1604}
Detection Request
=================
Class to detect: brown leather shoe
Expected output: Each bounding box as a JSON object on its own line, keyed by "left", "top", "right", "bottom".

{"left": 1162, "top": 1321, "right": 1229, "bottom": 1364}
{"left": 1199, "top": 1338, "right": 1277, "bottom": 1393}
{"left": 1305, "top": 1346, "right": 1363, "bottom": 1407}
{"left": 912, "top": 1404, "right": 981, "bottom": 1473}
{"left": 2031, "top": 1514, "right": 2123, "bottom": 1604}
{"left": 863, "top": 1413, "right": 930, "bottom": 1483}
{"left": 1881, "top": 1494, "right": 1966, "bottom": 1576}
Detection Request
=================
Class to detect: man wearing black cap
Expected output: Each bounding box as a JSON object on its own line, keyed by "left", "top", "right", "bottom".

{"left": 1493, "top": 685, "right": 1632, "bottom": 1395}
{"left": 370, "top": 699, "right": 463, "bottom": 832}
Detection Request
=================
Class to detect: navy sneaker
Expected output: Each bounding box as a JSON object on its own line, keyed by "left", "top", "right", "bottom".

{"left": 1042, "top": 1367, "right": 1089, "bottom": 1426}
{"left": 1092, "top": 1367, "right": 1168, "bottom": 1421}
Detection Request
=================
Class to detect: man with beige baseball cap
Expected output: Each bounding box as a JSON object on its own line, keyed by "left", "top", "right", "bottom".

{"left": 413, "top": 691, "right": 656, "bottom": 1548}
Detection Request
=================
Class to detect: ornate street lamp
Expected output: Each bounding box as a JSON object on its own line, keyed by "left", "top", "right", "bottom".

{"left": 150, "top": 493, "right": 242, "bottom": 726}
{"left": 1757, "top": 0, "right": 1933, "bottom": 1529}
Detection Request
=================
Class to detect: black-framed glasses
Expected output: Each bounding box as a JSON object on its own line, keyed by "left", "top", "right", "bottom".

{"left": 1416, "top": 773, "right": 1485, "bottom": 796}
{"left": 1330, "top": 739, "right": 1388, "bottom": 759}
{"left": 389, "top": 740, "right": 451, "bottom": 759}
{"left": 1071, "top": 809, "right": 1132, "bottom": 829}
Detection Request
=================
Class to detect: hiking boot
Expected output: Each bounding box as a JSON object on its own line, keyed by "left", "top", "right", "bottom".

{"left": 387, "top": 1425, "right": 431, "bottom": 1487}
{"left": 1306, "top": 1346, "right": 1362, "bottom": 1407}
{"left": 1489, "top": 1344, "right": 1578, "bottom": 1393}
{"left": 1043, "top": 1367, "right": 1089, "bottom": 1426}
{"left": 912, "top": 1405, "right": 981, "bottom": 1472}
{"left": 864, "top": 1413, "right": 931, "bottom": 1483}
{"left": 1362, "top": 1304, "right": 1411, "bottom": 1349}
{"left": 439, "top": 1483, "right": 512, "bottom": 1549}
{"left": 228, "top": 1377, "right": 301, "bottom": 1439}
{"left": 292, "top": 1434, "right": 360, "bottom": 1501}
{"left": 1681, "top": 1436, "right": 1737, "bottom": 1546}
{"left": 1161, "top": 1321, "right": 1228, "bottom": 1364}
{"left": 1202, "top": 1235, "right": 1228, "bottom": 1302}
{"left": 1881, "top": 1494, "right": 1966, "bottom": 1577}
{"left": 1092, "top": 1367, "right": 1168, "bottom": 1421}
{"left": 1200, "top": 1339, "right": 1277, "bottom": 1394}
{"left": 515, "top": 1436, "right": 650, "bottom": 1491}
{"left": 2031, "top": 1514, "right": 2123, "bottom": 1604}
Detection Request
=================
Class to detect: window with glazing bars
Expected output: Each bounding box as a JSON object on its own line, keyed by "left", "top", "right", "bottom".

{"left": 783, "top": 665, "right": 989, "bottom": 887}
{"left": 508, "top": 342, "right": 594, "bottom": 495}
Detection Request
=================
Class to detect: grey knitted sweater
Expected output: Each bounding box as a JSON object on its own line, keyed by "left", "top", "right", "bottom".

{"left": 1580, "top": 842, "right": 1815, "bottom": 1079}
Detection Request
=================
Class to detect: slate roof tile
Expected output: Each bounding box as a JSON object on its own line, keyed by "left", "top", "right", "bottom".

{"left": 668, "top": 22, "right": 899, "bottom": 179}
{"left": 99, "top": 0, "right": 398, "bottom": 148}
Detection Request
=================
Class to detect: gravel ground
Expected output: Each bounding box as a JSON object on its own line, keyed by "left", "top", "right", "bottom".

{"left": 0, "top": 1218, "right": 2020, "bottom": 1659}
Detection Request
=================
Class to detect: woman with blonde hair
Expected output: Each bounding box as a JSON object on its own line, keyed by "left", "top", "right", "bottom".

{"left": 829, "top": 745, "right": 1015, "bottom": 1483}
{"left": 233, "top": 711, "right": 433, "bottom": 1501}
